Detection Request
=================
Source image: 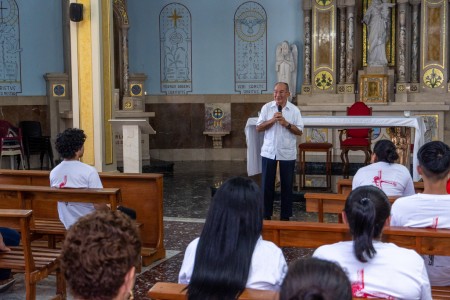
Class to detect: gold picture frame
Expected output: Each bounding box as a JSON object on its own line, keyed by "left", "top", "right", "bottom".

{"left": 360, "top": 75, "right": 388, "bottom": 103}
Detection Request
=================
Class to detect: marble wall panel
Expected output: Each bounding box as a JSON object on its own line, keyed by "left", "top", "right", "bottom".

{"left": 146, "top": 102, "right": 262, "bottom": 150}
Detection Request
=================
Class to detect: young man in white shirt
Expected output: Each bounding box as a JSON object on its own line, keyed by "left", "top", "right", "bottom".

{"left": 391, "top": 141, "right": 450, "bottom": 286}
{"left": 51, "top": 128, "right": 135, "bottom": 229}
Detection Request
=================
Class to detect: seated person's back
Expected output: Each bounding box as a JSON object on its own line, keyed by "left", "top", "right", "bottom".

{"left": 314, "top": 186, "right": 431, "bottom": 299}
{"left": 391, "top": 141, "right": 450, "bottom": 286}
{"left": 50, "top": 128, "right": 103, "bottom": 229}
{"left": 178, "top": 176, "right": 287, "bottom": 299}
{"left": 352, "top": 139, "right": 415, "bottom": 196}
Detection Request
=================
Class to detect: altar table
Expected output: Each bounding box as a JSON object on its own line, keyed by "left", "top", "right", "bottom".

{"left": 245, "top": 116, "right": 426, "bottom": 181}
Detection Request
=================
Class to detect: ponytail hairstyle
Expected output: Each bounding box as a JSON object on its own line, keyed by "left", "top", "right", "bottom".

{"left": 345, "top": 186, "right": 390, "bottom": 263}
{"left": 373, "top": 139, "right": 398, "bottom": 164}
{"left": 280, "top": 258, "right": 352, "bottom": 300}
{"left": 417, "top": 141, "right": 450, "bottom": 181}
{"left": 187, "top": 176, "right": 263, "bottom": 300}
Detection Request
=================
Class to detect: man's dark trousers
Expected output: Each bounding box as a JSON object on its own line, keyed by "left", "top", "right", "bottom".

{"left": 261, "top": 156, "right": 295, "bottom": 220}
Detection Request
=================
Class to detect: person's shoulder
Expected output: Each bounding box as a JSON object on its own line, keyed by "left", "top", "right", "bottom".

{"left": 379, "top": 242, "right": 423, "bottom": 261}
{"left": 258, "top": 238, "right": 282, "bottom": 252}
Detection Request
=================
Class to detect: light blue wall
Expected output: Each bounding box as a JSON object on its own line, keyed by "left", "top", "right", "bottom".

{"left": 14, "top": 1, "right": 64, "bottom": 96}
{"left": 128, "top": 0, "right": 303, "bottom": 95}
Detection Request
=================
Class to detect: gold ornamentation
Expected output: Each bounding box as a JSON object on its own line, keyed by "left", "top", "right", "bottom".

{"left": 314, "top": 71, "right": 333, "bottom": 90}
{"left": 316, "top": 0, "right": 332, "bottom": 6}
{"left": 360, "top": 74, "right": 388, "bottom": 103}
{"left": 113, "top": 0, "right": 129, "bottom": 25}
{"left": 423, "top": 68, "right": 444, "bottom": 88}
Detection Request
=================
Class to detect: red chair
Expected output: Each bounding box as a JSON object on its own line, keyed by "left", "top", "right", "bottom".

{"left": 339, "top": 102, "right": 372, "bottom": 178}
{"left": 0, "top": 120, "right": 25, "bottom": 169}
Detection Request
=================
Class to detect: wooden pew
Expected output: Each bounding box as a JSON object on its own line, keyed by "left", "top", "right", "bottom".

{"left": 0, "top": 209, "right": 66, "bottom": 300}
{"left": 262, "top": 220, "right": 450, "bottom": 299}
{"left": 0, "top": 184, "right": 121, "bottom": 246}
{"left": 304, "top": 192, "right": 398, "bottom": 222}
{"left": 0, "top": 169, "right": 165, "bottom": 266}
{"left": 147, "top": 282, "right": 278, "bottom": 300}
{"left": 337, "top": 178, "right": 425, "bottom": 196}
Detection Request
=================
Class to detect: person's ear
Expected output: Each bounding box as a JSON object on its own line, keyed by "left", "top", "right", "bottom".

{"left": 417, "top": 165, "right": 423, "bottom": 175}
{"left": 118, "top": 266, "right": 136, "bottom": 299}
{"left": 384, "top": 216, "right": 391, "bottom": 228}
{"left": 341, "top": 211, "right": 348, "bottom": 224}
{"left": 370, "top": 153, "right": 377, "bottom": 164}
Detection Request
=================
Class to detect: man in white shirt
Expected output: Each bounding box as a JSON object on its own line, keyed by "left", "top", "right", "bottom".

{"left": 256, "top": 82, "right": 303, "bottom": 221}
{"left": 391, "top": 141, "right": 450, "bottom": 286}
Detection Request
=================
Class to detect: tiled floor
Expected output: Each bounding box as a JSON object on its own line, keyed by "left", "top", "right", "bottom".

{"left": 1, "top": 161, "right": 327, "bottom": 300}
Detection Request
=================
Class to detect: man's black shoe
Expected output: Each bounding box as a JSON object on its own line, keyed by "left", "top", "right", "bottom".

{"left": 280, "top": 217, "right": 290, "bottom": 221}
{"left": 264, "top": 216, "right": 271, "bottom": 220}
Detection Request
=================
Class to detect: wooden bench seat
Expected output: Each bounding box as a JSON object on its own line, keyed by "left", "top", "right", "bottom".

{"left": 304, "top": 192, "right": 398, "bottom": 222}
{"left": 262, "top": 220, "right": 450, "bottom": 299}
{"left": 147, "top": 282, "right": 278, "bottom": 300}
{"left": 0, "top": 170, "right": 165, "bottom": 266}
{"left": 0, "top": 209, "right": 65, "bottom": 300}
{"left": 0, "top": 184, "right": 121, "bottom": 248}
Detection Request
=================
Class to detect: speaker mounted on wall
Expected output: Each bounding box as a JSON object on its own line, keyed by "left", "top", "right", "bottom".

{"left": 70, "top": 3, "right": 83, "bottom": 22}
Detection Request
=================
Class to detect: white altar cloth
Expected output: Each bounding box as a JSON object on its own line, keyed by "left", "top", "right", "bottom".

{"left": 245, "top": 116, "right": 426, "bottom": 181}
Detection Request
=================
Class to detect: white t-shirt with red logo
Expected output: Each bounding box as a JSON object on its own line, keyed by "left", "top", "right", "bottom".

{"left": 50, "top": 160, "right": 103, "bottom": 229}
{"left": 391, "top": 193, "right": 450, "bottom": 286}
{"left": 313, "top": 241, "right": 431, "bottom": 299}
{"left": 352, "top": 161, "right": 415, "bottom": 196}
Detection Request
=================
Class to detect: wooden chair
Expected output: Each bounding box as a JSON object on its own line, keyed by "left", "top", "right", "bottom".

{"left": 0, "top": 209, "right": 65, "bottom": 299}
{"left": 339, "top": 102, "right": 372, "bottom": 178}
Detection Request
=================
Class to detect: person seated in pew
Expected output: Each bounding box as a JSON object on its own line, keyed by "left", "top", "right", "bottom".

{"left": 352, "top": 139, "right": 415, "bottom": 197}
{"left": 314, "top": 186, "right": 431, "bottom": 299}
{"left": 279, "top": 257, "right": 352, "bottom": 300}
{"left": 0, "top": 228, "right": 20, "bottom": 293}
{"left": 391, "top": 141, "right": 450, "bottom": 286}
{"left": 51, "top": 128, "right": 135, "bottom": 229}
{"left": 178, "top": 176, "right": 287, "bottom": 299}
{"left": 60, "top": 209, "right": 141, "bottom": 300}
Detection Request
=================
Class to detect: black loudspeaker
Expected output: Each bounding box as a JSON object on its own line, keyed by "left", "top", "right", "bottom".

{"left": 70, "top": 3, "right": 83, "bottom": 22}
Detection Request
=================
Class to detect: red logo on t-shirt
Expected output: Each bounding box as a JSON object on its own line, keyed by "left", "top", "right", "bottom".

{"left": 373, "top": 170, "right": 397, "bottom": 189}
{"left": 59, "top": 175, "right": 67, "bottom": 188}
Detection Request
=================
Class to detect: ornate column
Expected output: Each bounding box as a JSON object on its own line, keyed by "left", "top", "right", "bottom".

{"left": 121, "top": 24, "right": 130, "bottom": 97}
{"left": 410, "top": 0, "right": 420, "bottom": 91}
{"left": 397, "top": 1, "right": 408, "bottom": 83}
{"left": 344, "top": 1, "right": 355, "bottom": 99}
{"left": 396, "top": 0, "right": 409, "bottom": 100}
{"left": 301, "top": 3, "right": 312, "bottom": 94}
{"left": 338, "top": 5, "right": 346, "bottom": 88}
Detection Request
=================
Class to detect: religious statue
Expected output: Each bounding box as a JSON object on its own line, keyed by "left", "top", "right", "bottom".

{"left": 276, "top": 41, "right": 297, "bottom": 101}
{"left": 362, "top": 0, "right": 395, "bottom": 66}
{"left": 389, "top": 127, "right": 409, "bottom": 166}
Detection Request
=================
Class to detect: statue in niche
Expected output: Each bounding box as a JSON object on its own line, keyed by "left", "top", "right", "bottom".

{"left": 276, "top": 41, "right": 297, "bottom": 101}
{"left": 362, "top": 0, "right": 395, "bottom": 66}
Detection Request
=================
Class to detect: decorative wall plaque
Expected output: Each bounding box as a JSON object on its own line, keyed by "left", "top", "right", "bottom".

{"left": 360, "top": 75, "right": 388, "bottom": 103}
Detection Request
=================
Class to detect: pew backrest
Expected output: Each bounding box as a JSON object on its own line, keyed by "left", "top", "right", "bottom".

{"left": 304, "top": 192, "right": 398, "bottom": 222}
{"left": 262, "top": 220, "right": 450, "bottom": 256}
{"left": 0, "top": 169, "right": 165, "bottom": 266}
{"left": 148, "top": 282, "right": 278, "bottom": 300}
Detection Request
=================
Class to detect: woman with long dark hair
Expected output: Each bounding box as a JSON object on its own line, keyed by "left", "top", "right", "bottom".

{"left": 352, "top": 139, "right": 415, "bottom": 196}
{"left": 313, "top": 186, "right": 431, "bottom": 299}
{"left": 178, "top": 176, "right": 287, "bottom": 299}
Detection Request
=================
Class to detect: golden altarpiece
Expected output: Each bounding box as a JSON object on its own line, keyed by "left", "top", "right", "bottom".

{"left": 298, "top": 0, "right": 450, "bottom": 168}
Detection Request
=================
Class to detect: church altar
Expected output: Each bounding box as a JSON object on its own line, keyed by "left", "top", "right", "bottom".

{"left": 245, "top": 116, "right": 426, "bottom": 181}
